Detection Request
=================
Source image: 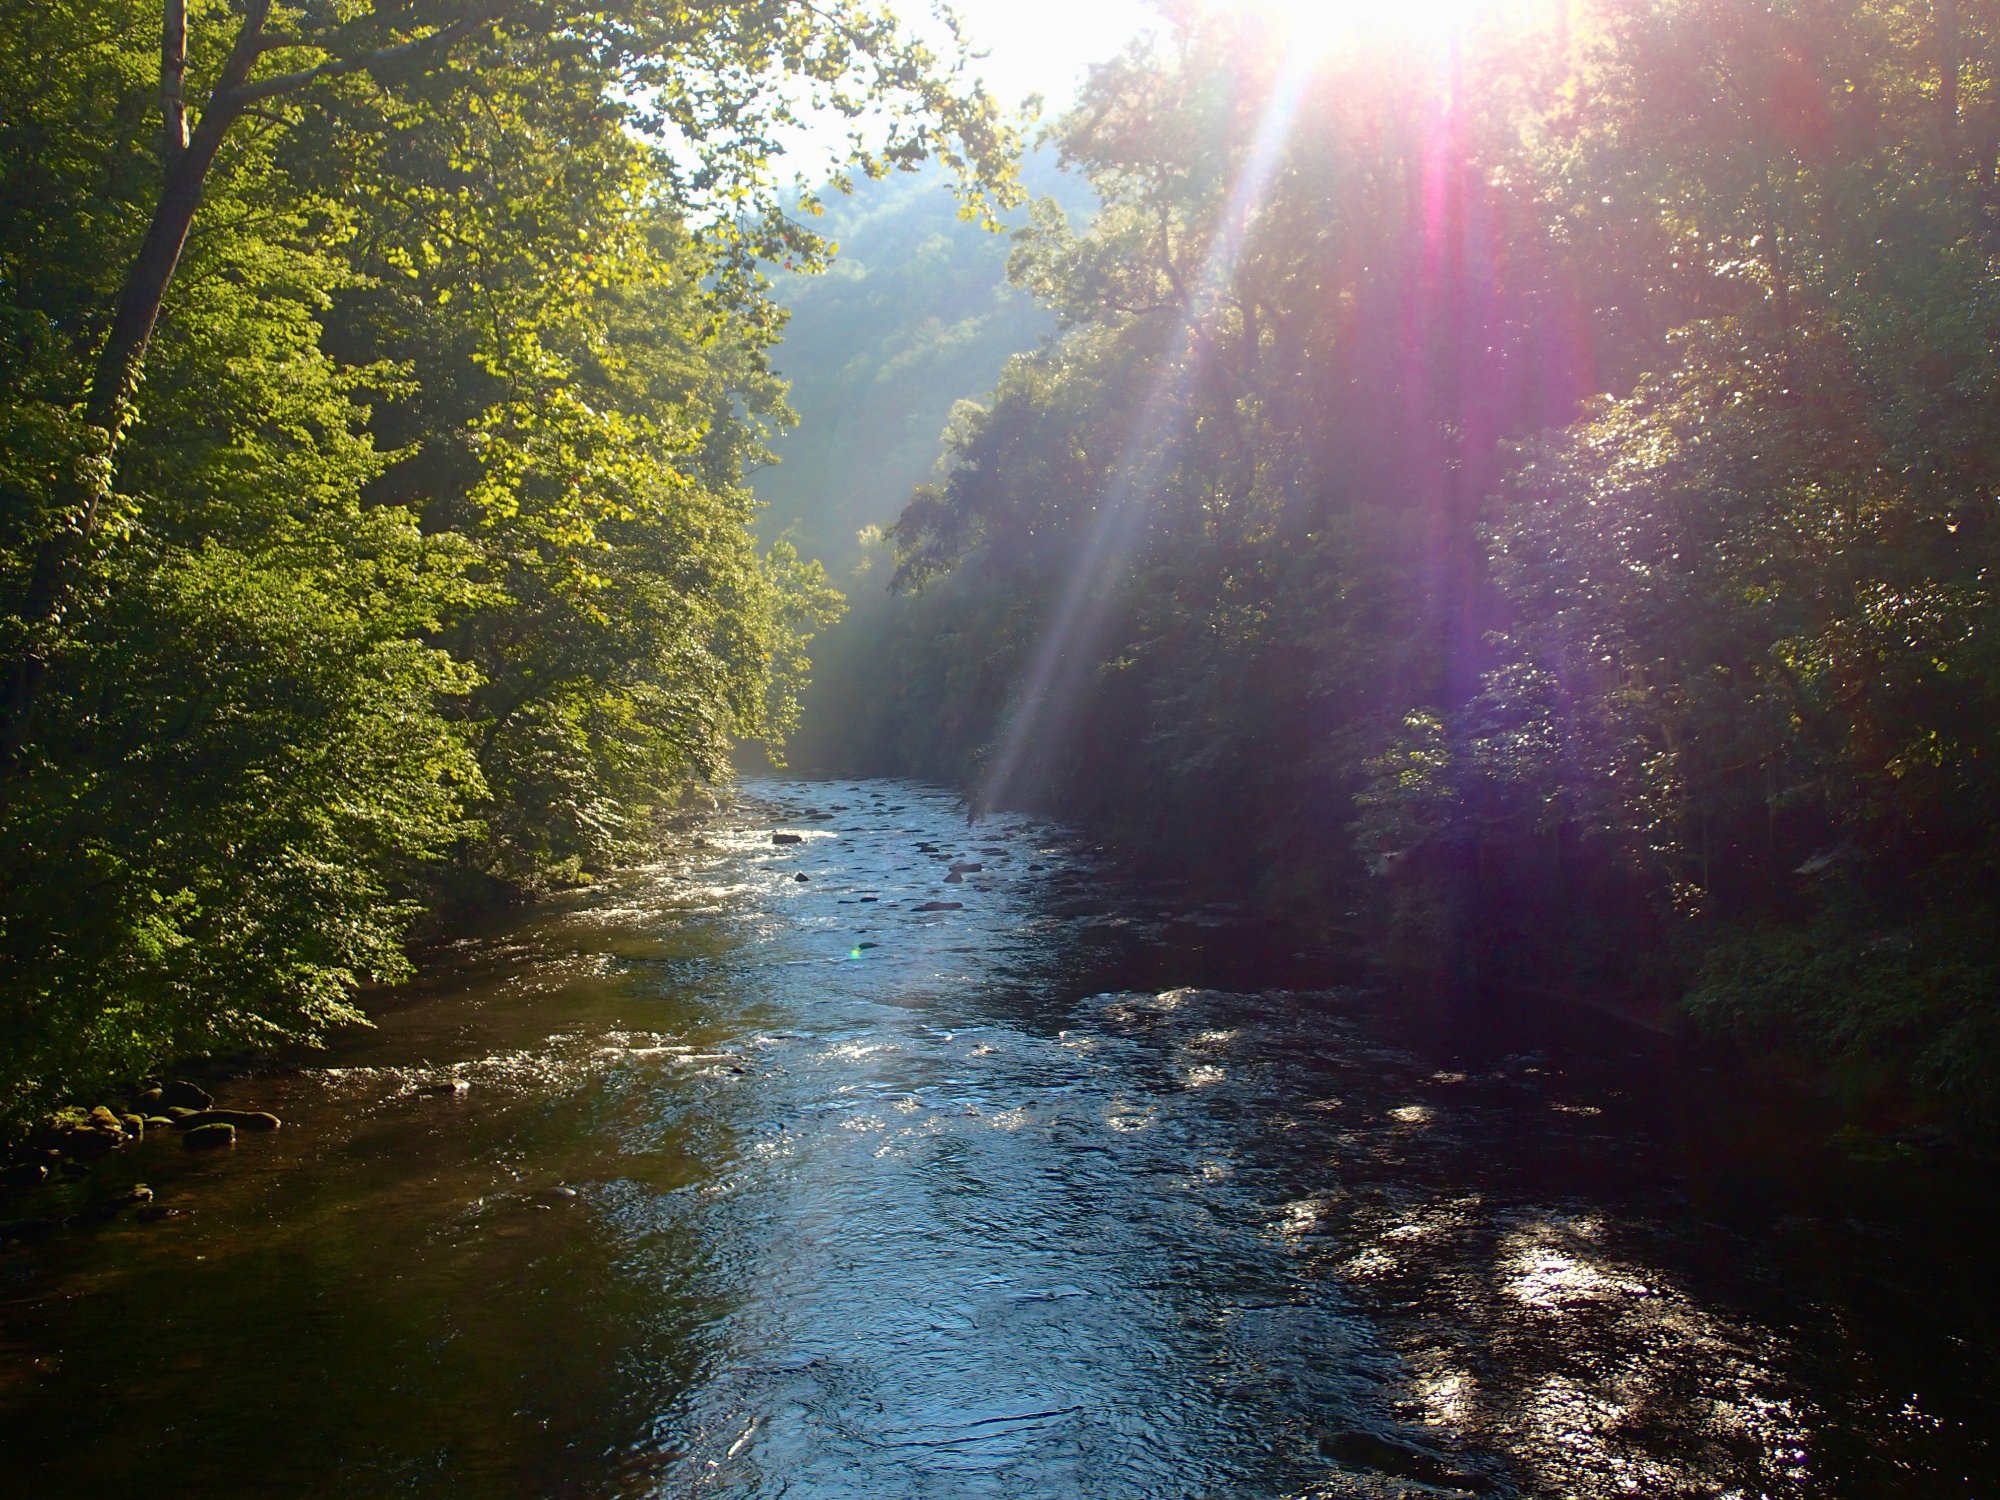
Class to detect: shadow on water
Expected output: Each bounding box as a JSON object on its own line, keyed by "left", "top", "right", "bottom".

{"left": 0, "top": 776, "right": 1995, "bottom": 1498}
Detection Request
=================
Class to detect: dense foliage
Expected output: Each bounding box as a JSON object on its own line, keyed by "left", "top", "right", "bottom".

{"left": 0, "top": 0, "right": 1009, "bottom": 1124}
{"left": 850, "top": 0, "right": 2000, "bottom": 1114}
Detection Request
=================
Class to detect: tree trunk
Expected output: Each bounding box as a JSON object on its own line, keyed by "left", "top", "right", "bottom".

{"left": 1, "top": 96, "right": 243, "bottom": 765}
{"left": 0, "top": 2, "right": 268, "bottom": 768}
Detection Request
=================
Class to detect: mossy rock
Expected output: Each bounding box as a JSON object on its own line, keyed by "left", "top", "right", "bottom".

{"left": 181, "top": 1123, "right": 236, "bottom": 1151}
{"left": 165, "top": 1106, "right": 198, "bottom": 1120}
{"left": 120, "top": 1114, "right": 146, "bottom": 1136}
{"left": 143, "top": 1116, "right": 174, "bottom": 1131}
{"left": 56, "top": 1112, "right": 124, "bottom": 1157}
{"left": 176, "top": 1109, "right": 281, "bottom": 1132}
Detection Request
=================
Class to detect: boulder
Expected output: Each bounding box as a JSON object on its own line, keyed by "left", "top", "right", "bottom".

{"left": 182, "top": 1123, "right": 236, "bottom": 1151}
{"left": 0, "top": 1162, "right": 48, "bottom": 1191}
{"left": 57, "top": 1121, "right": 122, "bottom": 1159}
{"left": 794, "top": 872, "right": 810, "bottom": 882}
{"left": 120, "top": 1114, "right": 146, "bottom": 1136}
{"left": 913, "top": 901, "right": 964, "bottom": 913}
{"left": 771, "top": 832, "right": 804, "bottom": 845}
{"left": 144, "top": 1116, "right": 174, "bottom": 1131}
{"left": 158, "top": 1080, "right": 214, "bottom": 1111}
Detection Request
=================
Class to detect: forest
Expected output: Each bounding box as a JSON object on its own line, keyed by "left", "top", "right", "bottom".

{"left": 4, "top": 0, "right": 2000, "bottom": 1131}
{"left": 0, "top": 0, "right": 1012, "bottom": 1127}
{"left": 812, "top": 0, "right": 2000, "bottom": 1119}
{"left": 8, "top": 3, "right": 2000, "bottom": 1494}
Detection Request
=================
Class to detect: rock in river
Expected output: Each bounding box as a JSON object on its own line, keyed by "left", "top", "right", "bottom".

{"left": 158, "top": 1080, "right": 215, "bottom": 1111}
{"left": 71, "top": 1185, "right": 154, "bottom": 1225}
{"left": 181, "top": 1123, "right": 237, "bottom": 1151}
{"left": 176, "top": 1110, "right": 281, "bottom": 1132}
{"left": 52, "top": 1108, "right": 126, "bottom": 1158}
{"left": 913, "top": 901, "right": 964, "bottom": 913}
{"left": 1317, "top": 1431, "right": 1497, "bottom": 1494}
{"left": 771, "top": 832, "right": 804, "bottom": 845}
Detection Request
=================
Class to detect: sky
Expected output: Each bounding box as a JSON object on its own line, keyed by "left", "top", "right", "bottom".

{"left": 942, "top": 0, "right": 1158, "bottom": 112}
{"left": 775, "top": 0, "right": 1158, "bottom": 173}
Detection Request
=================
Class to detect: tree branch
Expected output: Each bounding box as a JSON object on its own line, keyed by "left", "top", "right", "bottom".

{"left": 225, "top": 12, "right": 491, "bottom": 107}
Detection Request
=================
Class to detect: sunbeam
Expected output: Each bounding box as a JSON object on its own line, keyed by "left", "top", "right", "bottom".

{"left": 976, "top": 50, "right": 1319, "bottom": 815}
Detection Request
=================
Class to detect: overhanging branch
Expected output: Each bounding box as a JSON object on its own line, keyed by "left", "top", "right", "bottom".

{"left": 225, "top": 12, "right": 492, "bottom": 106}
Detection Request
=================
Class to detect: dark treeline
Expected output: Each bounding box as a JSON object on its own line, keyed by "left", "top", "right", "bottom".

{"left": 0, "top": 0, "right": 1013, "bottom": 1128}
{"left": 812, "top": 0, "right": 2000, "bottom": 1116}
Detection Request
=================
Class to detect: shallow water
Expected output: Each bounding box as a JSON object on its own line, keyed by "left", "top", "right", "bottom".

{"left": 1, "top": 777, "right": 1994, "bottom": 1497}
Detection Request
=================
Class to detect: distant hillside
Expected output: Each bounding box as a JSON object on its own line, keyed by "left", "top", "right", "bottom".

{"left": 754, "top": 154, "right": 1084, "bottom": 573}
{"left": 751, "top": 154, "right": 1089, "bottom": 770}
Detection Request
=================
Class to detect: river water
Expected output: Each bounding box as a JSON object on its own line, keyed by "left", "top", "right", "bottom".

{"left": 1, "top": 777, "right": 1994, "bottom": 1498}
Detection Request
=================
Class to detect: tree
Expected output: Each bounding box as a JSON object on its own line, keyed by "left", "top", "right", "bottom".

{"left": 0, "top": 0, "right": 1001, "bottom": 1123}
{"left": 3, "top": 0, "right": 1016, "bottom": 766}
{"left": 859, "top": 0, "right": 2000, "bottom": 1110}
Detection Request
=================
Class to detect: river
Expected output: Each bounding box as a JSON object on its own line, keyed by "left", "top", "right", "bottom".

{"left": 1, "top": 777, "right": 1994, "bottom": 1497}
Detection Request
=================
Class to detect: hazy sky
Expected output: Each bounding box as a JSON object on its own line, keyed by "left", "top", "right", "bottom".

{"left": 943, "top": 0, "right": 1157, "bottom": 112}
{"left": 774, "top": 0, "right": 1157, "bottom": 173}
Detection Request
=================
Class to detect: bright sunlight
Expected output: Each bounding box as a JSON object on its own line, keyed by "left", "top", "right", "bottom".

{"left": 1244, "top": 0, "right": 1534, "bottom": 54}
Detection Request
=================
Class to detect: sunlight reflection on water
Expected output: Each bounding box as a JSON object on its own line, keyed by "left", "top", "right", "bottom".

{"left": 0, "top": 777, "right": 1990, "bottom": 1499}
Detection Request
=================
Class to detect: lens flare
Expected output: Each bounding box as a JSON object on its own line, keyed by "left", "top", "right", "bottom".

{"left": 1251, "top": 0, "right": 1504, "bottom": 55}
{"left": 977, "top": 51, "right": 1317, "bottom": 814}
